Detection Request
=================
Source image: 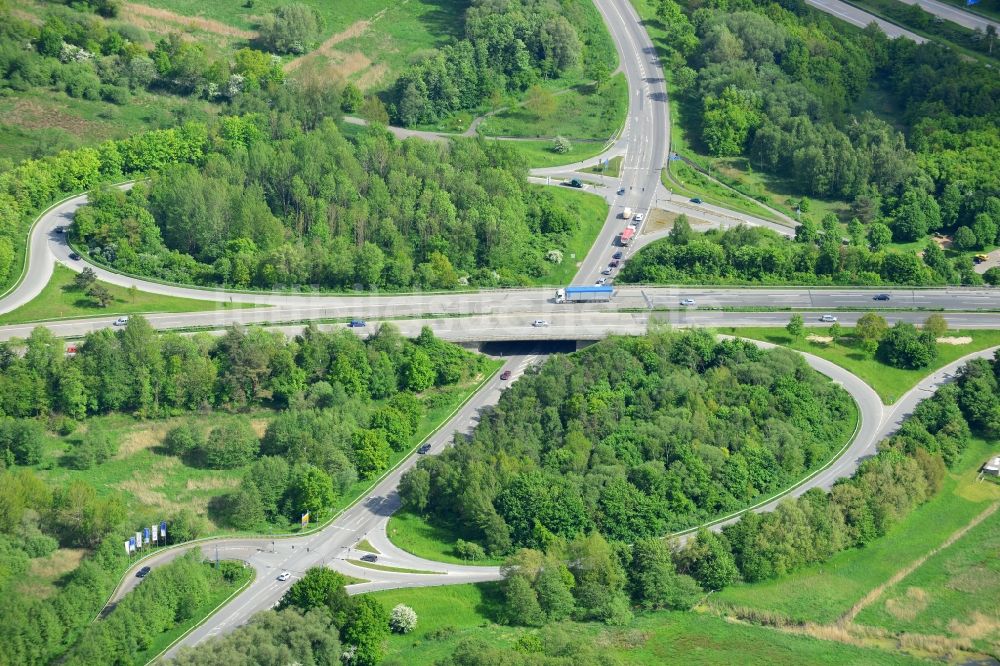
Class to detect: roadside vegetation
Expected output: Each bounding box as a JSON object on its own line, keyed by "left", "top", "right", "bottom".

{"left": 621, "top": 215, "right": 996, "bottom": 287}
{"left": 726, "top": 320, "right": 1000, "bottom": 403}
{"left": 0, "top": 317, "right": 491, "bottom": 665}
{"left": 68, "top": 117, "right": 606, "bottom": 291}
{"left": 399, "top": 331, "right": 858, "bottom": 553}
{"left": 0, "top": 264, "right": 253, "bottom": 325}
{"left": 629, "top": 0, "right": 999, "bottom": 286}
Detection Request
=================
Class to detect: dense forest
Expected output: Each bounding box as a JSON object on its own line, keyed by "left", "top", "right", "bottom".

{"left": 390, "top": 0, "right": 614, "bottom": 126}
{"left": 0, "top": 318, "right": 486, "bottom": 665}
{"left": 400, "top": 331, "right": 855, "bottom": 553}
{"left": 620, "top": 214, "right": 997, "bottom": 286}
{"left": 447, "top": 350, "right": 996, "bottom": 641}
{"left": 634, "top": 0, "right": 1000, "bottom": 284}
{"left": 71, "top": 118, "right": 590, "bottom": 289}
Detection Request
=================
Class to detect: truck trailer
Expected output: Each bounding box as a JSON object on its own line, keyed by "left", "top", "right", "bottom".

{"left": 619, "top": 227, "right": 635, "bottom": 246}
{"left": 556, "top": 285, "right": 614, "bottom": 303}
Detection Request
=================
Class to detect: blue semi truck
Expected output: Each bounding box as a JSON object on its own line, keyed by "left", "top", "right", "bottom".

{"left": 555, "top": 285, "right": 614, "bottom": 303}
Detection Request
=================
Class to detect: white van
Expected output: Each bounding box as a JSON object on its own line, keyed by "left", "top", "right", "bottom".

{"left": 622, "top": 207, "right": 633, "bottom": 220}
{"left": 113, "top": 316, "right": 129, "bottom": 326}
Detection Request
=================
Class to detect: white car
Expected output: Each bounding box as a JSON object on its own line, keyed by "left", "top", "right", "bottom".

{"left": 820, "top": 314, "right": 838, "bottom": 322}
{"left": 277, "top": 571, "right": 291, "bottom": 581}
{"left": 595, "top": 277, "right": 607, "bottom": 286}
{"left": 113, "top": 316, "right": 129, "bottom": 326}
{"left": 680, "top": 298, "right": 695, "bottom": 306}
{"left": 634, "top": 212, "right": 645, "bottom": 223}
{"left": 532, "top": 320, "right": 549, "bottom": 327}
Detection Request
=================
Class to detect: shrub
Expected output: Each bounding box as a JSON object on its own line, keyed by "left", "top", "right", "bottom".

{"left": 454, "top": 539, "right": 486, "bottom": 561}
{"left": 257, "top": 4, "right": 323, "bottom": 54}
{"left": 201, "top": 419, "right": 259, "bottom": 469}
{"left": 389, "top": 603, "right": 418, "bottom": 634}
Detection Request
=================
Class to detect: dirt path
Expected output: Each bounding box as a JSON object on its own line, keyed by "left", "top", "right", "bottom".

{"left": 839, "top": 501, "right": 999, "bottom": 626}
{"left": 283, "top": 11, "right": 385, "bottom": 73}
{"left": 122, "top": 3, "right": 257, "bottom": 39}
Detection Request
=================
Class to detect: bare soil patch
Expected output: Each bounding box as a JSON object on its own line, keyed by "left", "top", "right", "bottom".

{"left": 185, "top": 476, "right": 239, "bottom": 491}
{"left": 807, "top": 334, "right": 833, "bottom": 344}
{"left": 3, "top": 98, "right": 104, "bottom": 136}
{"left": 937, "top": 336, "right": 972, "bottom": 345}
{"left": 123, "top": 3, "right": 257, "bottom": 39}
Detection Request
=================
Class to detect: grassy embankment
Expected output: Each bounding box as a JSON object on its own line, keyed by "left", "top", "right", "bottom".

{"left": 0, "top": 264, "right": 255, "bottom": 326}
{"left": 367, "top": 582, "right": 925, "bottom": 665}
{"left": 711, "top": 437, "right": 1000, "bottom": 626}
{"left": 528, "top": 185, "right": 609, "bottom": 286}
{"left": 725, "top": 327, "right": 1000, "bottom": 404}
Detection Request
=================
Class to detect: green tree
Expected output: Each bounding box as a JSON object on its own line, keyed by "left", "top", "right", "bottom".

{"left": 342, "top": 595, "right": 390, "bottom": 666}
{"left": 351, "top": 429, "right": 390, "bottom": 479}
{"left": 855, "top": 312, "right": 888, "bottom": 354}
{"left": 202, "top": 419, "right": 259, "bottom": 469}
{"left": 287, "top": 464, "right": 336, "bottom": 518}
{"left": 73, "top": 267, "right": 97, "bottom": 291}
{"left": 258, "top": 3, "right": 323, "bottom": 54}
{"left": 501, "top": 572, "right": 545, "bottom": 627}
{"left": 86, "top": 283, "right": 113, "bottom": 308}
{"left": 675, "top": 529, "right": 739, "bottom": 591}
{"left": 922, "top": 314, "right": 947, "bottom": 338}
{"left": 953, "top": 226, "right": 977, "bottom": 251}
{"left": 629, "top": 537, "right": 701, "bottom": 609}
{"left": 877, "top": 322, "right": 937, "bottom": 369}
{"left": 829, "top": 321, "right": 843, "bottom": 342}
{"left": 535, "top": 558, "right": 576, "bottom": 620}
{"left": 785, "top": 314, "right": 804, "bottom": 338}
{"left": 867, "top": 222, "right": 892, "bottom": 252}
{"left": 278, "top": 567, "right": 351, "bottom": 618}
{"left": 402, "top": 347, "right": 435, "bottom": 392}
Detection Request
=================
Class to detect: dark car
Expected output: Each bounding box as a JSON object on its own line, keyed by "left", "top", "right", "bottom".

{"left": 68, "top": 252, "right": 80, "bottom": 260}
{"left": 500, "top": 370, "right": 512, "bottom": 380}
{"left": 613, "top": 251, "right": 623, "bottom": 260}
{"left": 417, "top": 444, "right": 432, "bottom": 454}
{"left": 873, "top": 293, "right": 891, "bottom": 301}
{"left": 689, "top": 197, "right": 703, "bottom": 204}
{"left": 617, "top": 187, "right": 626, "bottom": 195}
{"left": 360, "top": 554, "right": 378, "bottom": 563}
{"left": 565, "top": 179, "right": 583, "bottom": 188}
{"left": 347, "top": 320, "right": 366, "bottom": 327}
{"left": 136, "top": 566, "right": 151, "bottom": 578}
{"left": 609, "top": 259, "right": 620, "bottom": 268}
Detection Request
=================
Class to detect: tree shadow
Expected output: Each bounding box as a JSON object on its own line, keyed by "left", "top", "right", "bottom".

{"left": 473, "top": 581, "right": 505, "bottom": 623}
{"left": 413, "top": 0, "right": 468, "bottom": 45}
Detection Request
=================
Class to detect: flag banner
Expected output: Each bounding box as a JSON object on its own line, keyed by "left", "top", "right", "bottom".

{"left": 301, "top": 512, "right": 310, "bottom": 528}
{"left": 152, "top": 524, "right": 158, "bottom": 543}
{"left": 125, "top": 540, "right": 130, "bottom": 556}
{"left": 160, "top": 521, "right": 167, "bottom": 540}
{"left": 129, "top": 536, "right": 136, "bottom": 553}
{"left": 143, "top": 527, "right": 150, "bottom": 545}
{"left": 135, "top": 531, "right": 143, "bottom": 549}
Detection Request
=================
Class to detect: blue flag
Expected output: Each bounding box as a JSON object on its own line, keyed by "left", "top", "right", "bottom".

{"left": 160, "top": 521, "right": 167, "bottom": 540}
{"left": 143, "top": 527, "right": 150, "bottom": 545}
{"left": 967, "top": 0, "right": 979, "bottom": 5}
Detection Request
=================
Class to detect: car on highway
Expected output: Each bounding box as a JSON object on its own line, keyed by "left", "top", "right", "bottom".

{"left": 68, "top": 252, "right": 80, "bottom": 260}
{"left": 532, "top": 319, "right": 549, "bottom": 327}
{"left": 277, "top": 571, "right": 291, "bottom": 581}
{"left": 500, "top": 370, "right": 512, "bottom": 380}
{"left": 820, "top": 314, "right": 838, "bottom": 322}
{"left": 873, "top": 293, "right": 891, "bottom": 301}
{"left": 601, "top": 268, "right": 612, "bottom": 275}
{"left": 360, "top": 554, "right": 378, "bottom": 563}
{"left": 136, "top": 566, "right": 151, "bottom": 578}
{"left": 56, "top": 226, "right": 66, "bottom": 234}
{"left": 617, "top": 187, "right": 625, "bottom": 195}
{"left": 680, "top": 298, "right": 695, "bottom": 306}
{"left": 612, "top": 251, "right": 623, "bottom": 260}
{"left": 689, "top": 197, "right": 702, "bottom": 204}
{"left": 113, "top": 316, "right": 129, "bottom": 326}
{"left": 609, "top": 259, "right": 620, "bottom": 268}
{"left": 565, "top": 179, "right": 583, "bottom": 188}
{"left": 634, "top": 212, "right": 645, "bottom": 223}
{"left": 417, "top": 444, "right": 432, "bottom": 454}
{"left": 347, "top": 320, "right": 366, "bottom": 327}
{"left": 596, "top": 277, "right": 607, "bottom": 285}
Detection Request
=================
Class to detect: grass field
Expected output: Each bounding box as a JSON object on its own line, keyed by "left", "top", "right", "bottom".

{"left": 0, "top": 264, "right": 254, "bottom": 326}
{"left": 855, "top": 507, "right": 1000, "bottom": 652}
{"left": 366, "top": 584, "right": 925, "bottom": 665}
{"left": 585, "top": 155, "right": 623, "bottom": 177}
{"left": 135, "top": 561, "right": 254, "bottom": 664}
{"left": 724, "top": 327, "right": 1000, "bottom": 404}
{"left": 664, "top": 161, "right": 789, "bottom": 225}
{"left": 530, "top": 186, "right": 609, "bottom": 286}
{"left": 347, "top": 559, "right": 439, "bottom": 575}
{"left": 507, "top": 138, "right": 611, "bottom": 168}
{"left": 386, "top": 510, "right": 504, "bottom": 566}
{"left": 479, "top": 74, "right": 627, "bottom": 141}
{"left": 712, "top": 437, "right": 1000, "bottom": 625}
